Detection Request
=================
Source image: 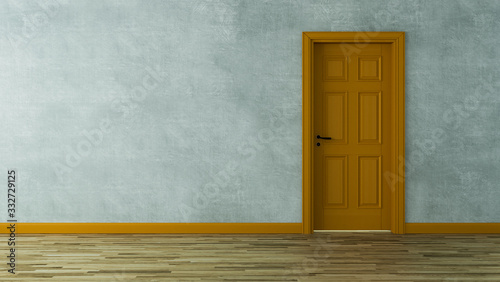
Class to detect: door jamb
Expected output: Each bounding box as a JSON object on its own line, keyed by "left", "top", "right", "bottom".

{"left": 302, "top": 32, "right": 405, "bottom": 234}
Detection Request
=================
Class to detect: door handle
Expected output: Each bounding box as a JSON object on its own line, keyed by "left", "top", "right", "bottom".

{"left": 316, "top": 135, "right": 332, "bottom": 140}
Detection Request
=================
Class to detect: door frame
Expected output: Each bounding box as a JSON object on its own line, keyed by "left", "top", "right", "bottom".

{"left": 302, "top": 32, "right": 405, "bottom": 234}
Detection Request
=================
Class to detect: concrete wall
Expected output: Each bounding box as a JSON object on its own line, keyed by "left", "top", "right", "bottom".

{"left": 0, "top": 0, "right": 499, "bottom": 223}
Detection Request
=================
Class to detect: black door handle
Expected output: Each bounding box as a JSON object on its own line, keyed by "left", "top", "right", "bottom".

{"left": 317, "top": 135, "right": 332, "bottom": 140}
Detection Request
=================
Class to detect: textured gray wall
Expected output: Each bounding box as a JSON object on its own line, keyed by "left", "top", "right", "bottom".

{"left": 0, "top": 0, "right": 499, "bottom": 223}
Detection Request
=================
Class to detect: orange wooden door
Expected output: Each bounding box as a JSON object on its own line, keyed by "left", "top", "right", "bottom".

{"left": 313, "top": 43, "right": 392, "bottom": 230}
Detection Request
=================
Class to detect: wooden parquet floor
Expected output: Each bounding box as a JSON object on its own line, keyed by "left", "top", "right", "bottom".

{"left": 1, "top": 232, "right": 500, "bottom": 281}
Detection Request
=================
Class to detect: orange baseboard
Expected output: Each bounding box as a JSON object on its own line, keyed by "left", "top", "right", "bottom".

{"left": 405, "top": 223, "right": 500, "bottom": 234}
{"left": 4, "top": 222, "right": 498, "bottom": 234}
{"left": 1, "top": 223, "right": 302, "bottom": 234}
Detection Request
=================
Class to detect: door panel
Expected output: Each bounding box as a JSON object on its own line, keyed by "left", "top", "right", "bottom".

{"left": 358, "top": 92, "right": 381, "bottom": 144}
{"left": 314, "top": 43, "right": 392, "bottom": 230}
{"left": 325, "top": 92, "right": 347, "bottom": 143}
{"left": 358, "top": 156, "right": 381, "bottom": 208}
{"left": 324, "top": 156, "right": 347, "bottom": 208}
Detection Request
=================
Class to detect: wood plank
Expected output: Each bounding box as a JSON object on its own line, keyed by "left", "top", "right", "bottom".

{"left": 3, "top": 232, "right": 500, "bottom": 280}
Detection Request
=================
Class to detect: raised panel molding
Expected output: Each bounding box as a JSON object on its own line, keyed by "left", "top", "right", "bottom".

{"left": 358, "top": 92, "right": 382, "bottom": 144}
{"left": 324, "top": 56, "right": 348, "bottom": 81}
{"left": 325, "top": 92, "right": 348, "bottom": 143}
{"left": 324, "top": 155, "right": 348, "bottom": 208}
{"left": 358, "top": 56, "right": 382, "bottom": 81}
{"left": 357, "top": 156, "right": 382, "bottom": 208}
